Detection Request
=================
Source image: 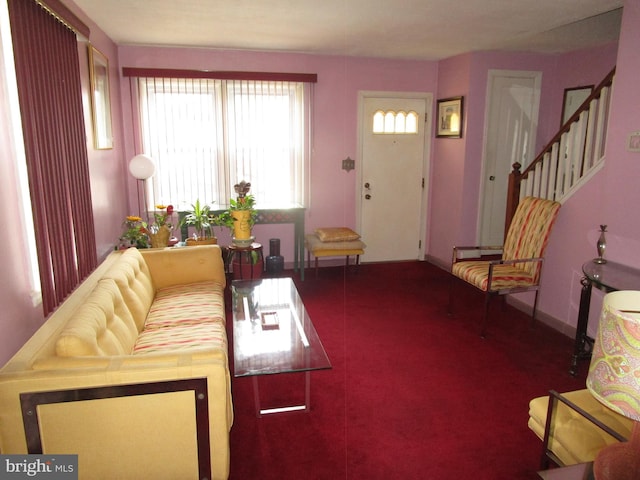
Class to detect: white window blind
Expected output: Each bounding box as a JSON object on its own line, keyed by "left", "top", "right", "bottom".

{"left": 136, "top": 76, "right": 310, "bottom": 210}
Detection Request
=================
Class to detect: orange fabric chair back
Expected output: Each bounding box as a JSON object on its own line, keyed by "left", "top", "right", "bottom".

{"left": 502, "top": 196, "right": 561, "bottom": 282}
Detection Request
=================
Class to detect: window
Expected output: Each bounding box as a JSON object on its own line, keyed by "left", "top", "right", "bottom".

{"left": 372, "top": 110, "right": 418, "bottom": 134}
{"left": 135, "top": 76, "right": 311, "bottom": 210}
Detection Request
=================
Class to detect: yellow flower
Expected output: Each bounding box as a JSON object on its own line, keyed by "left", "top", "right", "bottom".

{"left": 155, "top": 204, "right": 167, "bottom": 210}
{"left": 126, "top": 215, "right": 142, "bottom": 222}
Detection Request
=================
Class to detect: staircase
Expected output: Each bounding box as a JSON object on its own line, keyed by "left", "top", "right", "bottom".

{"left": 505, "top": 68, "right": 615, "bottom": 230}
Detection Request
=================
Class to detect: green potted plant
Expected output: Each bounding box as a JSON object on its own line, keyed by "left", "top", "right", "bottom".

{"left": 179, "top": 199, "right": 217, "bottom": 245}
{"left": 215, "top": 181, "right": 257, "bottom": 247}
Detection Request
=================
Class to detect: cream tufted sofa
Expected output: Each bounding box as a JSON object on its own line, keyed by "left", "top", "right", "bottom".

{"left": 528, "top": 389, "right": 632, "bottom": 467}
{"left": 0, "top": 245, "right": 232, "bottom": 480}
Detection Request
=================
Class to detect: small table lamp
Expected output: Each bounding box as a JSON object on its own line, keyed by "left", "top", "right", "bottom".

{"left": 586, "top": 290, "right": 640, "bottom": 480}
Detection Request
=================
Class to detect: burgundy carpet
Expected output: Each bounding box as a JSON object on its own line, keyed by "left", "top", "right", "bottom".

{"left": 226, "top": 261, "right": 586, "bottom": 479}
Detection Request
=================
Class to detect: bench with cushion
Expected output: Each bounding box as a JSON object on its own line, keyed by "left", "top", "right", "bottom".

{"left": 304, "top": 227, "right": 366, "bottom": 276}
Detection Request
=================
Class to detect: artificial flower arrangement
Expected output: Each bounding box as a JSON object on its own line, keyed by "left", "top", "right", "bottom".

{"left": 150, "top": 204, "right": 174, "bottom": 232}
{"left": 119, "top": 204, "right": 175, "bottom": 249}
{"left": 120, "top": 215, "right": 149, "bottom": 249}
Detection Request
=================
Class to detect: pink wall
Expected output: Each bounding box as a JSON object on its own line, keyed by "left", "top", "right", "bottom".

{"left": 543, "top": 0, "right": 640, "bottom": 336}
{"left": 427, "top": 43, "right": 618, "bottom": 337}
{"left": 429, "top": 51, "right": 561, "bottom": 265}
{"left": 0, "top": 0, "right": 629, "bottom": 366}
{"left": 117, "top": 46, "right": 438, "bottom": 261}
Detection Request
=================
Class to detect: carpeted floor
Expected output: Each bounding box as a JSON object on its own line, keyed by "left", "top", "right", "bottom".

{"left": 226, "top": 261, "right": 586, "bottom": 479}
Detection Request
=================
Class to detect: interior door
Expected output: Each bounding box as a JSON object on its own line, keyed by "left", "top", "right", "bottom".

{"left": 480, "top": 70, "right": 541, "bottom": 245}
{"left": 358, "top": 95, "right": 429, "bottom": 262}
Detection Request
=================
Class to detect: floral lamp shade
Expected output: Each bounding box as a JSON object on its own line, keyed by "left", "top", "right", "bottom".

{"left": 587, "top": 290, "right": 640, "bottom": 421}
{"left": 586, "top": 290, "right": 640, "bottom": 480}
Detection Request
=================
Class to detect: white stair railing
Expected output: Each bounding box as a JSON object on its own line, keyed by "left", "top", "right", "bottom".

{"left": 506, "top": 68, "right": 615, "bottom": 230}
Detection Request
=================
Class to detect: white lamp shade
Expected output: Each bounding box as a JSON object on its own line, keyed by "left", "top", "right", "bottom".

{"left": 128, "top": 154, "right": 156, "bottom": 180}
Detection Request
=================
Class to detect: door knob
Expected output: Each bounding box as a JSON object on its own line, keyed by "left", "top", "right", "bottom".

{"left": 365, "top": 194, "right": 371, "bottom": 200}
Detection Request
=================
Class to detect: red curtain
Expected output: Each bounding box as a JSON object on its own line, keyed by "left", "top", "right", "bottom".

{"left": 7, "top": 0, "right": 97, "bottom": 316}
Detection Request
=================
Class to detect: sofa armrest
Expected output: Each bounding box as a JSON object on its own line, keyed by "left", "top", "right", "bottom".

{"left": 0, "top": 352, "right": 232, "bottom": 479}
{"left": 20, "top": 378, "right": 212, "bottom": 479}
{"left": 140, "top": 245, "right": 226, "bottom": 290}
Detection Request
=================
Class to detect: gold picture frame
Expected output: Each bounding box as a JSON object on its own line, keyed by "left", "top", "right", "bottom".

{"left": 88, "top": 45, "right": 113, "bottom": 149}
{"left": 436, "top": 96, "right": 463, "bottom": 138}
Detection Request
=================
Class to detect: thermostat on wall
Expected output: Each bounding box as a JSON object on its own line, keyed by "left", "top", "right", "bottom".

{"left": 628, "top": 131, "right": 640, "bottom": 152}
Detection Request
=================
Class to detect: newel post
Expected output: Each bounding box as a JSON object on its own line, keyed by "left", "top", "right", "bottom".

{"left": 505, "top": 162, "right": 522, "bottom": 238}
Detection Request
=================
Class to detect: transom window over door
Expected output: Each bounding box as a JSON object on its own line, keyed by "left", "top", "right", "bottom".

{"left": 372, "top": 109, "right": 419, "bottom": 134}
{"left": 127, "top": 69, "right": 316, "bottom": 210}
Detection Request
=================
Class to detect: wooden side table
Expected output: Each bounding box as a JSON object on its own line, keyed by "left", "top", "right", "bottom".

{"left": 228, "top": 243, "right": 264, "bottom": 280}
{"left": 538, "top": 462, "right": 593, "bottom": 479}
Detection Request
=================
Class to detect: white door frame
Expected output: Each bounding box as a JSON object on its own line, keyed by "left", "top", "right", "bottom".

{"left": 356, "top": 91, "right": 433, "bottom": 260}
{"left": 477, "top": 70, "right": 541, "bottom": 243}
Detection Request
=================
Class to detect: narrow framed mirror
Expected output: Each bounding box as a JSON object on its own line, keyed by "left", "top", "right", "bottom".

{"left": 561, "top": 85, "right": 593, "bottom": 127}
{"left": 89, "top": 45, "right": 113, "bottom": 149}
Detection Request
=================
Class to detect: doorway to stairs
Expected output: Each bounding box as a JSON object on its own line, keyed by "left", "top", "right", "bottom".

{"left": 479, "top": 70, "right": 541, "bottom": 245}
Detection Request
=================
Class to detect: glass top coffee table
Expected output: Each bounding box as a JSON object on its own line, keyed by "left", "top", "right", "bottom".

{"left": 231, "top": 277, "right": 331, "bottom": 416}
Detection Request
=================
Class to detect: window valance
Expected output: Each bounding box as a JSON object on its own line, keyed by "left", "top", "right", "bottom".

{"left": 122, "top": 67, "right": 317, "bottom": 84}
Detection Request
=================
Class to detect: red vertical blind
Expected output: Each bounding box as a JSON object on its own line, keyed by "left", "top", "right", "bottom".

{"left": 7, "top": 0, "right": 97, "bottom": 315}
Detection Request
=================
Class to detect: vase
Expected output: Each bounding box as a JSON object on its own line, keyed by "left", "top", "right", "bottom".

{"left": 149, "top": 225, "right": 171, "bottom": 248}
{"left": 231, "top": 210, "right": 253, "bottom": 240}
{"left": 594, "top": 225, "right": 607, "bottom": 264}
{"left": 231, "top": 210, "right": 252, "bottom": 239}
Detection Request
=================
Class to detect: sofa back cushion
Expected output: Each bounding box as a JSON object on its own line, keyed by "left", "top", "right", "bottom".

{"left": 102, "top": 247, "right": 155, "bottom": 331}
{"left": 56, "top": 279, "right": 139, "bottom": 357}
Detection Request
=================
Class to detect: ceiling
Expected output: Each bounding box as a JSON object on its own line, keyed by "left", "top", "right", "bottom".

{"left": 72, "top": 0, "right": 623, "bottom": 61}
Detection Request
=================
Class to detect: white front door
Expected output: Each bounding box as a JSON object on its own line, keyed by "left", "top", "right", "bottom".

{"left": 358, "top": 93, "right": 431, "bottom": 262}
{"left": 480, "top": 70, "right": 541, "bottom": 245}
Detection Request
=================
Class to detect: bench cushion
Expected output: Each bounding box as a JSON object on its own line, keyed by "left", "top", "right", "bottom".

{"left": 315, "top": 227, "right": 360, "bottom": 242}
{"left": 305, "top": 234, "right": 366, "bottom": 257}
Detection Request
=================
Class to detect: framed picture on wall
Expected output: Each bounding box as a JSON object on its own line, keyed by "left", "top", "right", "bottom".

{"left": 561, "top": 85, "right": 593, "bottom": 126}
{"left": 436, "top": 96, "right": 463, "bottom": 138}
{"left": 88, "top": 45, "right": 113, "bottom": 149}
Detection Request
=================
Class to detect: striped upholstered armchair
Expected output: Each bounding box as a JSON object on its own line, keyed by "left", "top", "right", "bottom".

{"left": 449, "top": 196, "right": 561, "bottom": 337}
